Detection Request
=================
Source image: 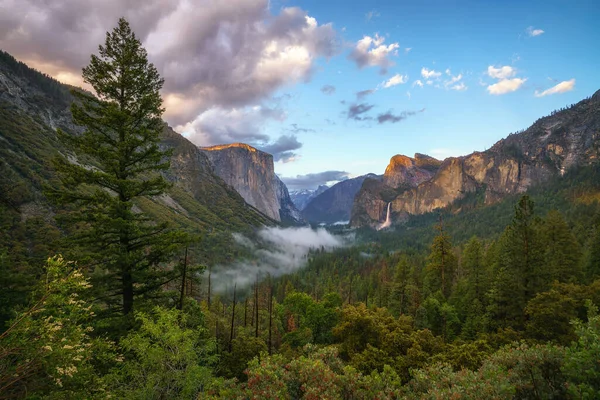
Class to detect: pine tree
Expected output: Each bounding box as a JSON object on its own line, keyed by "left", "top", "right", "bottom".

{"left": 489, "top": 195, "right": 544, "bottom": 328}
{"left": 48, "top": 18, "right": 187, "bottom": 316}
{"left": 462, "top": 236, "right": 485, "bottom": 304}
{"left": 541, "top": 210, "right": 582, "bottom": 283}
{"left": 424, "top": 216, "right": 457, "bottom": 298}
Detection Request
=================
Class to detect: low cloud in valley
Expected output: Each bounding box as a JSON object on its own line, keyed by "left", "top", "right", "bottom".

{"left": 210, "top": 227, "right": 349, "bottom": 292}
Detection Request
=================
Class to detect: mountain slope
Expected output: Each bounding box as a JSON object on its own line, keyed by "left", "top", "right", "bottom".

{"left": 302, "top": 174, "right": 379, "bottom": 224}
{"left": 289, "top": 185, "right": 329, "bottom": 211}
{"left": 351, "top": 90, "right": 600, "bottom": 227}
{"left": 0, "top": 50, "right": 272, "bottom": 264}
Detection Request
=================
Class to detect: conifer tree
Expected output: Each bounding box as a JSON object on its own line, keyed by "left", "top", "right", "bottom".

{"left": 462, "top": 236, "right": 485, "bottom": 304}
{"left": 542, "top": 210, "right": 582, "bottom": 283}
{"left": 49, "top": 18, "right": 186, "bottom": 316}
{"left": 489, "top": 195, "right": 544, "bottom": 328}
{"left": 424, "top": 216, "right": 457, "bottom": 298}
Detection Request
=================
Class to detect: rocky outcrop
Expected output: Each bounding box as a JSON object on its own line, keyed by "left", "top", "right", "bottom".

{"left": 200, "top": 143, "right": 304, "bottom": 224}
{"left": 302, "top": 174, "right": 380, "bottom": 224}
{"left": 383, "top": 154, "right": 441, "bottom": 188}
{"left": 351, "top": 89, "right": 600, "bottom": 227}
{"left": 274, "top": 176, "right": 305, "bottom": 224}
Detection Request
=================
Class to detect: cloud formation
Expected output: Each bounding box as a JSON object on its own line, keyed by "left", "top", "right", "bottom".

{"left": 321, "top": 84, "right": 336, "bottom": 95}
{"left": 487, "top": 65, "right": 516, "bottom": 79}
{"left": 377, "top": 108, "right": 425, "bottom": 124}
{"left": 486, "top": 65, "right": 525, "bottom": 95}
{"left": 257, "top": 134, "right": 303, "bottom": 162}
{"left": 348, "top": 34, "right": 399, "bottom": 74}
{"left": 356, "top": 89, "right": 375, "bottom": 99}
{"left": 413, "top": 80, "right": 424, "bottom": 87}
{"left": 534, "top": 79, "right": 575, "bottom": 97}
{"left": 280, "top": 170, "right": 350, "bottom": 190}
{"left": 381, "top": 73, "right": 408, "bottom": 88}
{"left": 526, "top": 26, "right": 545, "bottom": 37}
{"left": 347, "top": 103, "right": 375, "bottom": 120}
{"left": 444, "top": 70, "right": 466, "bottom": 91}
{"left": 211, "top": 227, "right": 349, "bottom": 292}
{"left": 487, "top": 78, "right": 527, "bottom": 95}
{"left": 421, "top": 67, "right": 441, "bottom": 79}
{"left": 0, "top": 0, "right": 338, "bottom": 144}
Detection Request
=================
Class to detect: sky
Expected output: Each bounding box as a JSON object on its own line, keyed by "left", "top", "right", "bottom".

{"left": 1, "top": 0, "right": 599, "bottom": 190}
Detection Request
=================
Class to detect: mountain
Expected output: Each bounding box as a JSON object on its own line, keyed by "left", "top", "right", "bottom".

{"left": 200, "top": 143, "right": 304, "bottom": 225}
{"left": 0, "top": 50, "right": 272, "bottom": 266}
{"left": 302, "top": 174, "right": 380, "bottom": 224}
{"left": 289, "top": 185, "right": 329, "bottom": 210}
{"left": 351, "top": 90, "right": 600, "bottom": 227}
{"left": 383, "top": 153, "right": 442, "bottom": 189}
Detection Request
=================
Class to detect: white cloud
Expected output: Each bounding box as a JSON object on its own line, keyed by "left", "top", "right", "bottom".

{"left": 487, "top": 65, "right": 516, "bottom": 79}
{"left": 405, "top": 47, "right": 412, "bottom": 53}
{"left": 421, "top": 67, "right": 441, "bottom": 79}
{"left": 487, "top": 78, "right": 527, "bottom": 95}
{"left": 444, "top": 73, "right": 464, "bottom": 89}
{"left": 381, "top": 73, "right": 408, "bottom": 88}
{"left": 0, "top": 0, "right": 339, "bottom": 138}
{"left": 450, "top": 82, "right": 467, "bottom": 91}
{"left": 210, "top": 227, "right": 349, "bottom": 291}
{"left": 348, "top": 33, "right": 400, "bottom": 74}
{"left": 413, "top": 79, "right": 424, "bottom": 87}
{"left": 526, "top": 26, "right": 545, "bottom": 37}
{"left": 406, "top": 91, "right": 411, "bottom": 99}
{"left": 534, "top": 79, "right": 575, "bottom": 97}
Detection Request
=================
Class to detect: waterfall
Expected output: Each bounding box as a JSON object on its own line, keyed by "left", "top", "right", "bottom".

{"left": 377, "top": 202, "right": 392, "bottom": 231}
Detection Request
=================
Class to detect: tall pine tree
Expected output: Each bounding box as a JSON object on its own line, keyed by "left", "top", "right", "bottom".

{"left": 424, "top": 216, "right": 457, "bottom": 299}
{"left": 489, "top": 195, "right": 544, "bottom": 329}
{"left": 49, "top": 18, "right": 186, "bottom": 316}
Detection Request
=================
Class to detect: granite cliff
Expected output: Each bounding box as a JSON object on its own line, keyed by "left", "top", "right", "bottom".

{"left": 351, "top": 90, "right": 600, "bottom": 227}
{"left": 200, "top": 143, "right": 304, "bottom": 224}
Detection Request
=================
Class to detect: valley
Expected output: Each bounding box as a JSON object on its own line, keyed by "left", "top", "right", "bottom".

{"left": 1, "top": 13, "right": 600, "bottom": 399}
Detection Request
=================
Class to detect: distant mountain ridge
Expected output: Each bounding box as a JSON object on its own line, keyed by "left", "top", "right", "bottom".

{"left": 289, "top": 185, "right": 329, "bottom": 211}
{"left": 302, "top": 174, "right": 380, "bottom": 224}
{"left": 351, "top": 89, "right": 600, "bottom": 227}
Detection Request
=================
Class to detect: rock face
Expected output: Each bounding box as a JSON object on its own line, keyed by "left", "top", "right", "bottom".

{"left": 351, "top": 90, "right": 600, "bottom": 227}
{"left": 302, "top": 174, "right": 380, "bottom": 224}
{"left": 383, "top": 153, "right": 441, "bottom": 188}
{"left": 200, "top": 143, "right": 304, "bottom": 224}
{"left": 274, "top": 176, "right": 305, "bottom": 224}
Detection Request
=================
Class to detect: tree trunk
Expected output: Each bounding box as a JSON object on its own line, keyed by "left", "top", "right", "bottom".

{"left": 207, "top": 266, "right": 212, "bottom": 308}
{"left": 268, "top": 285, "right": 273, "bottom": 355}
{"left": 177, "top": 247, "right": 188, "bottom": 310}
{"left": 229, "top": 283, "right": 237, "bottom": 352}
{"left": 255, "top": 278, "right": 259, "bottom": 338}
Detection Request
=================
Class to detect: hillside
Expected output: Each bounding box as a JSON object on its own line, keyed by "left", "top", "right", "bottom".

{"left": 351, "top": 89, "right": 600, "bottom": 227}
{"left": 302, "top": 174, "right": 380, "bottom": 224}
{"left": 0, "top": 50, "right": 273, "bottom": 269}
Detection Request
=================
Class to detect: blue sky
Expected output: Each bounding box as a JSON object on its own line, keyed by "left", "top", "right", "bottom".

{"left": 1, "top": 0, "right": 598, "bottom": 190}
{"left": 269, "top": 0, "right": 600, "bottom": 185}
